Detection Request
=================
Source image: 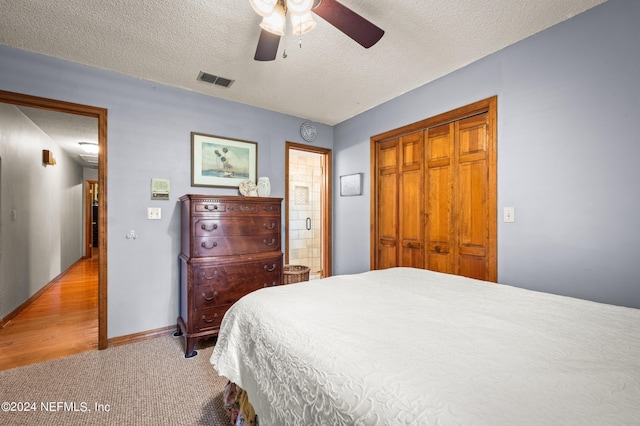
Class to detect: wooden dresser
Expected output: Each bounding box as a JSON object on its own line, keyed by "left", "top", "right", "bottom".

{"left": 176, "top": 194, "right": 283, "bottom": 357}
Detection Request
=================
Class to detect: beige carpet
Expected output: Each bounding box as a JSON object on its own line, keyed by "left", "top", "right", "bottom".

{"left": 0, "top": 335, "right": 230, "bottom": 425}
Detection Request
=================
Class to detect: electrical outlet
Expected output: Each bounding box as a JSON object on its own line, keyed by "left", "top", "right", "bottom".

{"left": 147, "top": 207, "right": 161, "bottom": 220}
{"left": 504, "top": 207, "right": 515, "bottom": 223}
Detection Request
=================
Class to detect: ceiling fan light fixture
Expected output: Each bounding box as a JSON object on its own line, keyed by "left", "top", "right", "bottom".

{"left": 291, "top": 12, "right": 316, "bottom": 35}
{"left": 259, "top": 3, "right": 286, "bottom": 36}
{"left": 286, "top": 0, "right": 314, "bottom": 16}
{"left": 249, "top": 0, "right": 277, "bottom": 17}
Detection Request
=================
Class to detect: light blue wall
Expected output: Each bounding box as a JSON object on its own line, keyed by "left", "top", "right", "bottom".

{"left": 0, "top": 46, "right": 332, "bottom": 337}
{"left": 333, "top": 0, "right": 640, "bottom": 308}
{"left": 1, "top": 0, "right": 638, "bottom": 339}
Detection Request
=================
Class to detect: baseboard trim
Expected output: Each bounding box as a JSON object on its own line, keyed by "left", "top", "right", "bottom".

{"left": 107, "top": 325, "right": 176, "bottom": 347}
{"left": 0, "top": 258, "right": 82, "bottom": 328}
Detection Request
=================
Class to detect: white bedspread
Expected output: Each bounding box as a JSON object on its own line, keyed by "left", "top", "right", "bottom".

{"left": 210, "top": 267, "right": 640, "bottom": 425}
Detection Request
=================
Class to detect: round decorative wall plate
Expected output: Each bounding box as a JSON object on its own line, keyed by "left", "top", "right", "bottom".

{"left": 300, "top": 122, "right": 317, "bottom": 142}
{"left": 239, "top": 179, "right": 257, "bottom": 196}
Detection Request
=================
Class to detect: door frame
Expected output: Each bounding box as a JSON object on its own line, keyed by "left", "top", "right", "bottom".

{"left": 285, "top": 142, "right": 333, "bottom": 277}
{"left": 0, "top": 89, "right": 108, "bottom": 349}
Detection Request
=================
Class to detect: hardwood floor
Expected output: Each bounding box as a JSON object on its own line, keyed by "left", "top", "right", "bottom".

{"left": 0, "top": 255, "right": 98, "bottom": 371}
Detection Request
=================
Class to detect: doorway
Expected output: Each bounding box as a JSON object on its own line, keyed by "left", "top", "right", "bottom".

{"left": 285, "top": 142, "right": 332, "bottom": 279}
{"left": 0, "top": 89, "right": 108, "bottom": 349}
{"left": 85, "top": 180, "right": 99, "bottom": 259}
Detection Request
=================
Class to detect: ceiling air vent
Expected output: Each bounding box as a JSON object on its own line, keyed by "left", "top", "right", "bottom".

{"left": 197, "top": 71, "right": 235, "bottom": 88}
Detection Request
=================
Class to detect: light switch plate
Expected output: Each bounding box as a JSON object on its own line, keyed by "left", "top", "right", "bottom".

{"left": 504, "top": 207, "right": 515, "bottom": 223}
{"left": 147, "top": 207, "right": 161, "bottom": 220}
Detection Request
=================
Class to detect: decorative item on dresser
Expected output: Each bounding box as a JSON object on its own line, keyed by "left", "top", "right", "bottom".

{"left": 256, "top": 176, "right": 271, "bottom": 197}
{"left": 175, "top": 194, "right": 283, "bottom": 358}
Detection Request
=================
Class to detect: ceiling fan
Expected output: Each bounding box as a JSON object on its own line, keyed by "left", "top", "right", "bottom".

{"left": 250, "top": 0, "right": 385, "bottom": 61}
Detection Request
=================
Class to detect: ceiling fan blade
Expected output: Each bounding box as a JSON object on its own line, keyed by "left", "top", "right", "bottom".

{"left": 312, "top": 0, "right": 384, "bottom": 48}
{"left": 254, "top": 29, "right": 281, "bottom": 61}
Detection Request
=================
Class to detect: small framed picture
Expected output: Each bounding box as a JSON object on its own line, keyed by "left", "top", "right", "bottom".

{"left": 191, "top": 132, "right": 257, "bottom": 188}
{"left": 340, "top": 173, "right": 363, "bottom": 196}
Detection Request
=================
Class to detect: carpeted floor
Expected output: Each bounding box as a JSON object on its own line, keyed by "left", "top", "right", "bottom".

{"left": 0, "top": 334, "right": 230, "bottom": 425}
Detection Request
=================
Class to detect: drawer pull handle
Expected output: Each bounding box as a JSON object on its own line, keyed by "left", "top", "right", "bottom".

{"left": 435, "top": 245, "right": 441, "bottom": 253}
{"left": 263, "top": 222, "right": 276, "bottom": 230}
{"left": 263, "top": 281, "right": 278, "bottom": 287}
{"left": 263, "top": 238, "right": 276, "bottom": 246}
{"left": 264, "top": 264, "right": 277, "bottom": 272}
{"left": 201, "top": 241, "right": 218, "bottom": 249}
{"left": 201, "top": 270, "right": 218, "bottom": 280}
{"left": 201, "top": 313, "right": 218, "bottom": 324}
{"left": 202, "top": 291, "right": 218, "bottom": 301}
{"left": 201, "top": 223, "right": 218, "bottom": 231}
{"left": 204, "top": 205, "right": 219, "bottom": 211}
{"left": 262, "top": 206, "right": 276, "bottom": 212}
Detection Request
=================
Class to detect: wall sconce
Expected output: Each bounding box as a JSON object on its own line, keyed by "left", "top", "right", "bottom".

{"left": 42, "top": 149, "right": 56, "bottom": 166}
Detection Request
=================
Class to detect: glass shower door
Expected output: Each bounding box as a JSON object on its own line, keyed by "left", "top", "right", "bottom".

{"left": 288, "top": 150, "right": 323, "bottom": 280}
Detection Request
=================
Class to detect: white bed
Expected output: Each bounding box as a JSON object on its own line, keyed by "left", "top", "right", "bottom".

{"left": 210, "top": 267, "right": 640, "bottom": 425}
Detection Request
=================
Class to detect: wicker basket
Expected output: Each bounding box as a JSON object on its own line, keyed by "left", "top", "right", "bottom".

{"left": 283, "top": 264, "right": 310, "bottom": 284}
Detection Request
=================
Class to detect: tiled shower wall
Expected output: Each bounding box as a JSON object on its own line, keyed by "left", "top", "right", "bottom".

{"left": 288, "top": 151, "right": 322, "bottom": 280}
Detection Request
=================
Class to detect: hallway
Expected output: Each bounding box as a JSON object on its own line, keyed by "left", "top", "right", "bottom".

{"left": 0, "top": 256, "right": 98, "bottom": 371}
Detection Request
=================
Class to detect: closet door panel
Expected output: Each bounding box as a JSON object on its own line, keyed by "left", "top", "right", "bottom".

{"left": 457, "top": 114, "right": 490, "bottom": 280}
{"left": 377, "top": 139, "right": 399, "bottom": 269}
{"left": 425, "top": 125, "right": 454, "bottom": 274}
{"left": 399, "top": 132, "right": 423, "bottom": 267}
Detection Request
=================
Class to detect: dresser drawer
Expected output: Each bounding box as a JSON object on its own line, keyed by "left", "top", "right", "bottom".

{"left": 193, "top": 304, "right": 232, "bottom": 332}
{"left": 193, "top": 217, "right": 280, "bottom": 237}
{"left": 194, "top": 282, "right": 259, "bottom": 309}
{"left": 193, "top": 235, "right": 280, "bottom": 257}
{"left": 193, "top": 258, "right": 283, "bottom": 288}
{"left": 192, "top": 200, "right": 281, "bottom": 216}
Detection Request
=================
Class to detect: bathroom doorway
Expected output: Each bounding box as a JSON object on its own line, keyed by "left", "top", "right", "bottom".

{"left": 285, "top": 142, "right": 332, "bottom": 279}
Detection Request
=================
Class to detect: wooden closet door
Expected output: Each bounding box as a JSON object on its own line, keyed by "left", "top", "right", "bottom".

{"left": 456, "top": 113, "right": 494, "bottom": 281}
{"left": 371, "top": 97, "right": 496, "bottom": 280}
{"left": 424, "top": 112, "right": 495, "bottom": 281}
{"left": 376, "top": 139, "right": 399, "bottom": 269}
{"left": 425, "top": 124, "right": 455, "bottom": 274}
{"left": 399, "top": 132, "right": 423, "bottom": 267}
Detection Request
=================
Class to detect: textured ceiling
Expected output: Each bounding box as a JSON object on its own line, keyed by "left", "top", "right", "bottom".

{"left": 0, "top": 0, "right": 607, "bottom": 127}
{"left": 2, "top": 0, "right": 607, "bottom": 168}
